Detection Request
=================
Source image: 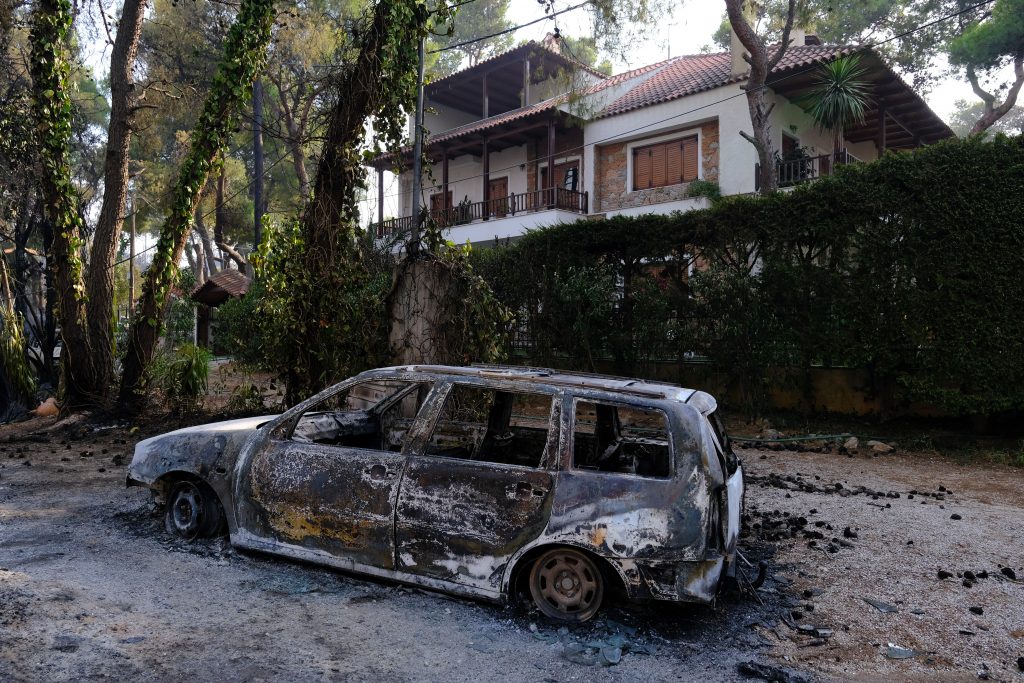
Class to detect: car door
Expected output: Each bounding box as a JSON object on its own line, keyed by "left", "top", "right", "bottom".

{"left": 394, "top": 382, "right": 559, "bottom": 593}
{"left": 236, "top": 379, "right": 433, "bottom": 570}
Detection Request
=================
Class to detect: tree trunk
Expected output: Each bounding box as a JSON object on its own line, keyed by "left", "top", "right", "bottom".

{"left": 285, "top": 0, "right": 429, "bottom": 400}
{"left": 83, "top": 0, "right": 148, "bottom": 392}
{"left": 967, "top": 56, "right": 1024, "bottom": 134}
{"left": 725, "top": 0, "right": 797, "bottom": 194}
{"left": 252, "top": 78, "right": 265, "bottom": 247}
{"left": 213, "top": 165, "right": 248, "bottom": 270}
{"left": 117, "top": 0, "right": 276, "bottom": 409}
{"left": 193, "top": 214, "right": 219, "bottom": 274}
{"left": 29, "top": 0, "right": 103, "bottom": 407}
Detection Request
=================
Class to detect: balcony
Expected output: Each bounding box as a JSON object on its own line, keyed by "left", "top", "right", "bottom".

{"left": 374, "top": 187, "right": 589, "bottom": 239}
{"left": 755, "top": 149, "right": 862, "bottom": 191}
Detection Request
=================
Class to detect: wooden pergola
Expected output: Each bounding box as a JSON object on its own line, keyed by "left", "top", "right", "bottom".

{"left": 373, "top": 42, "right": 599, "bottom": 228}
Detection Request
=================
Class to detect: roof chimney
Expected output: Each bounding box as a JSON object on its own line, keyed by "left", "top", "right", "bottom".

{"left": 542, "top": 32, "right": 561, "bottom": 55}
{"left": 789, "top": 26, "right": 806, "bottom": 48}
{"left": 729, "top": 1, "right": 758, "bottom": 76}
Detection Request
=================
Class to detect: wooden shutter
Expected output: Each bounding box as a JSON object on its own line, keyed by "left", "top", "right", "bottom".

{"left": 634, "top": 147, "right": 651, "bottom": 189}
{"left": 665, "top": 141, "right": 683, "bottom": 185}
{"left": 650, "top": 143, "right": 666, "bottom": 188}
{"left": 682, "top": 137, "right": 699, "bottom": 182}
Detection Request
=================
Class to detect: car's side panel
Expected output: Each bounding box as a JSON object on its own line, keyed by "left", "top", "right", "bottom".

{"left": 238, "top": 440, "right": 406, "bottom": 569}
{"left": 394, "top": 456, "right": 554, "bottom": 590}
{"left": 543, "top": 395, "right": 711, "bottom": 561}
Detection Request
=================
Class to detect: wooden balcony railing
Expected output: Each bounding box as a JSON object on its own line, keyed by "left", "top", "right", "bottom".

{"left": 755, "top": 149, "right": 861, "bottom": 191}
{"left": 375, "top": 187, "right": 589, "bottom": 238}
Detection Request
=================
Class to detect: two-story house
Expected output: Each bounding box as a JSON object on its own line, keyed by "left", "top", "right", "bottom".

{"left": 372, "top": 32, "right": 952, "bottom": 245}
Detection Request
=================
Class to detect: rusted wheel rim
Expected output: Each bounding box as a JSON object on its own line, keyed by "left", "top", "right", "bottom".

{"left": 169, "top": 482, "right": 205, "bottom": 539}
{"left": 530, "top": 549, "right": 604, "bottom": 622}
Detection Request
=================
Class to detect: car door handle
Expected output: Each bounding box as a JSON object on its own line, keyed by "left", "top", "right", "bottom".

{"left": 516, "top": 481, "right": 547, "bottom": 498}
{"left": 364, "top": 464, "right": 395, "bottom": 480}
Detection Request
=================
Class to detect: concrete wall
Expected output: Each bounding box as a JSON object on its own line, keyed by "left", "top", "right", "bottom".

{"left": 592, "top": 360, "right": 947, "bottom": 418}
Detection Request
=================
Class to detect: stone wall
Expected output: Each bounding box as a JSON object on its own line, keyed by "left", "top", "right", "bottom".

{"left": 595, "top": 120, "right": 719, "bottom": 212}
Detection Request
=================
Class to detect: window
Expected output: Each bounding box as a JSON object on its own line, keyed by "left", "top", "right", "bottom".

{"left": 572, "top": 400, "right": 672, "bottom": 478}
{"left": 291, "top": 380, "right": 430, "bottom": 452}
{"left": 632, "top": 136, "right": 698, "bottom": 190}
{"left": 424, "top": 384, "right": 554, "bottom": 468}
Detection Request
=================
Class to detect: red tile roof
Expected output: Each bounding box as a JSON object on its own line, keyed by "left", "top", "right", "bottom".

{"left": 425, "top": 59, "right": 677, "bottom": 146}
{"left": 600, "top": 44, "right": 855, "bottom": 118}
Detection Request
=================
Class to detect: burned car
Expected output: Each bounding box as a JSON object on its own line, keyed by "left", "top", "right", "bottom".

{"left": 128, "top": 365, "right": 744, "bottom": 621}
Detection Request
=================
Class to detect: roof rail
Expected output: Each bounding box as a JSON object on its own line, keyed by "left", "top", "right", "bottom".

{"left": 469, "top": 363, "right": 681, "bottom": 388}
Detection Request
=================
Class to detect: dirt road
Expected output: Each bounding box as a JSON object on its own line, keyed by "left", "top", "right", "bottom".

{"left": 1, "top": 415, "right": 1022, "bottom": 682}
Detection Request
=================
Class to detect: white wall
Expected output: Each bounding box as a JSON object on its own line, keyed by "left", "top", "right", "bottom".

{"left": 421, "top": 98, "right": 479, "bottom": 135}
{"left": 583, "top": 83, "right": 756, "bottom": 197}
{"left": 400, "top": 144, "right": 530, "bottom": 217}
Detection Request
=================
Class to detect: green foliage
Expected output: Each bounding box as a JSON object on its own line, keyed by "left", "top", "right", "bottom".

{"left": 558, "top": 35, "right": 613, "bottom": 76}
{"left": 430, "top": 0, "right": 514, "bottom": 77}
{"left": 422, "top": 226, "right": 512, "bottom": 366}
{"left": 226, "top": 382, "right": 265, "bottom": 415}
{"left": 0, "top": 310, "right": 37, "bottom": 404}
{"left": 28, "top": 0, "right": 87, "bottom": 302}
{"left": 118, "top": 0, "right": 277, "bottom": 405}
{"left": 214, "top": 285, "right": 266, "bottom": 368}
{"left": 800, "top": 55, "right": 872, "bottom": 148}
{"left": 164, "top": 269, "right": 198, "bottom": 349}
{"left": 150, "top": 343, "right": 212, "bottom": 414}
{"left": 948, "top": 0, "right": 1024, "bottom": 71}
{"left": 247, "top": 218, "right": 387, "bottom": 403}
{"left": 685, "top": 179, "right": 722, "bottom": 203}
{"left": 475, "top": 136, "right": 1024, "bottom": 417}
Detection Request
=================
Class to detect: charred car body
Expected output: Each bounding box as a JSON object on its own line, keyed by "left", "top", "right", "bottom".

{"left": 128, "top": 365, "right": 744, "bottom": 621}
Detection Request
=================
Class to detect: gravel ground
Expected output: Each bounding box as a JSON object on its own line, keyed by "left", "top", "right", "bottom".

{"left": 1, "top": 414, "right": 1022, "bottom": 682}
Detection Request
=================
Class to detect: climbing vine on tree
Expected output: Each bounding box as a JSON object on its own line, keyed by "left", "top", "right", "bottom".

{"left": 28, "top": 0, "right": 110, "bottom": 407}
{"left": 117, "top": 0, "right": 276, "bottom": 408}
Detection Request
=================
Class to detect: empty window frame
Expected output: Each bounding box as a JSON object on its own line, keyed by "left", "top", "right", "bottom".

{"left": 572, "top": 400, "right": 672, "bottom": 478}
{"left": 290, "top": 380, "right": 430, "bottom": 452}
{"left": 632, "top": 136, "right": 698, "bottom": 190}
{"left": 424, "top": 384, "right": 554, "bottom": 468}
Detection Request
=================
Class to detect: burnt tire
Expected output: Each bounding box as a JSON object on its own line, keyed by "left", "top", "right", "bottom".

{"left": 164, "top": 480, "right": 223, "bottom": 540}
{"left": 529, "top": 548, "right": 604, "bottom": 622}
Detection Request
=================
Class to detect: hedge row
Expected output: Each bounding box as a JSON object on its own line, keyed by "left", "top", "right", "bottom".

{"left": 472, "top": 135, "right": 1024, "bottom": 416}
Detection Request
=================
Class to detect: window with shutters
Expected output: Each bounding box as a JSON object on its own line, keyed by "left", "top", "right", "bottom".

{"left": 631, "top": 136, "right": 699, "bottom": 191}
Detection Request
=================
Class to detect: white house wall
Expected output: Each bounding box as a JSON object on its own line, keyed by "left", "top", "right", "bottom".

{"left": 583, "top": 83, "right": 755, "bottom": 197}
{"left": 400, "top": 144, "right": 530, "bottom": 216}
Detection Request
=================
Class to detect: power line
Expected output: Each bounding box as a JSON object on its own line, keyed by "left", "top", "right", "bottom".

{"left": 113, "top": 147, "right": 294, "bottom": 269}
{"left": 430, "top": 0, "right": 594, "bottom": 54}
{"left": 361, "top": 0, "right": 992, "bottom": 209}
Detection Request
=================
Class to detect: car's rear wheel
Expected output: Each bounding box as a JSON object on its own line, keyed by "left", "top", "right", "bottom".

{"left": 529, "top": 548, "right": 604, "bottom": 622}
{"left": 164, "top": 480, "right": 223, "bottom": 540}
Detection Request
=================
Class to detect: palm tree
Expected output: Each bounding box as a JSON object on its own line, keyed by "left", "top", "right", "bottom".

{"left": 802, "top": 55, "right": 873, "bottom": 158}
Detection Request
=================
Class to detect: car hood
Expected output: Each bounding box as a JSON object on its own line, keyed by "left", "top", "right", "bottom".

{"left": 128, "top": 415, "right": 279, "bottom": 485}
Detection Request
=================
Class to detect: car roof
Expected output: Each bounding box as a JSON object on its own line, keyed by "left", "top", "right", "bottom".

{"left": 375, "top": 364, "right": 715, "bottom": 406}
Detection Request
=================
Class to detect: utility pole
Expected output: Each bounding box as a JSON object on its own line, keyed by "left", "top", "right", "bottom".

{"left": 409, "top": 35, "right": 426, "bottom": 255}
{"left": 252, "top": 79, "right": 265, "bottom": 249}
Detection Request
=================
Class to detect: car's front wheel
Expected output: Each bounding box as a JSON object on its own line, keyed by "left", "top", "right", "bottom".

{"left": 164, "top": 480, "right": 223, "bottom": 540}
{"left": 529, "top": 548, "right": 604, "bottom": 622}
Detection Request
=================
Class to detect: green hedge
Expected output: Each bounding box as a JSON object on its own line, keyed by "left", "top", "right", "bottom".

{"left": 472, "top": 135, "right": 1024, "bottom": 416}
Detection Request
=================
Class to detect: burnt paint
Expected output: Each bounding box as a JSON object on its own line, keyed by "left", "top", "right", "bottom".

{"left": 131, "top": 366, "right": 737, "bottom": 609}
